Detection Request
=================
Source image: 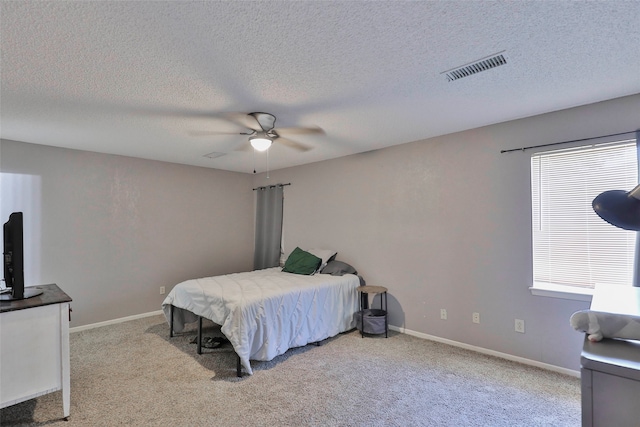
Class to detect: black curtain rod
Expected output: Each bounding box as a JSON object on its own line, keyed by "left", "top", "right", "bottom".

{"left": 500, "top": 131, "right": 637, "bottom": 154}
{"left": 253, "top": 183, "right": 291, "bottom": 191}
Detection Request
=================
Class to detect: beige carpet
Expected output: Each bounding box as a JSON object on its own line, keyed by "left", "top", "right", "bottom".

{"left": 0, "top": 315, "right": 581, "bottom": 426}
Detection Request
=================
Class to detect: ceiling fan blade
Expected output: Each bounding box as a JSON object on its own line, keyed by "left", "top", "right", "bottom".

{"left": 222, "top": 112, "right": 263, "bottom": 132}
{"left": 276, "top": 126, "right": 325, "bottom": 136}
{"left": 249, "top": 112, "right": 276, "bottom": 132}
{"left": 276, "top": 137, "right": 313, "bottom": 152}
{"left": 224, "top": 112, "right": 274, "bottom": 132}
{"left": 188, "top": 130, "right": 248, "bottom": 137}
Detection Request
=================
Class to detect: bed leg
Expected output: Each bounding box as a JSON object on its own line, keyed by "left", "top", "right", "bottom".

{"left": 197, "top": 316, "right": 203, "bottom": 355}
{"left": 170, "top": 305, "right": 174, "bottom": 338}
{"left": 237, "top": 355, "right": 242, "bottom": 377}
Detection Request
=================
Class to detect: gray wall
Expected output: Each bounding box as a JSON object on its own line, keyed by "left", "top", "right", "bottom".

{"left": 2, "top": 94, "right": 638, "bottom": 371}
{"left": 0, "top": 140, "right": 254, "bottom": 326}
{"left": 252, "top": 93, "right": 640, "bottom": 372}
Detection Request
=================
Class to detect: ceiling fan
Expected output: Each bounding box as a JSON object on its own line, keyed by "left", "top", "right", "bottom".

{"left": 195, "top": 112, "right": 324, "bottom": 153}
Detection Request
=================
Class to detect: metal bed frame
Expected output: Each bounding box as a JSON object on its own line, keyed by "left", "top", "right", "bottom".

{"left": 169, "top": 304, "right": 243, "bottom": 377}
{"left": 168, "top": 304, "right": 322, "bottom": 378}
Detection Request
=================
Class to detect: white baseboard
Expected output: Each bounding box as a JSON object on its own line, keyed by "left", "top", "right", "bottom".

{"left": 70, "top": 310, "right": 164, "bottom": 333}
{"left": 389, "top": 325, "right": 580, "bottom": 378}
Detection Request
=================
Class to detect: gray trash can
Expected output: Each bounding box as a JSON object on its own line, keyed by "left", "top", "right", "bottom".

{"left": 356, "top": 309, "right": 387, "bottom": 335}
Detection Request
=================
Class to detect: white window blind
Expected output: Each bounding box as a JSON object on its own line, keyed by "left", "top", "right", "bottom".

{"left": 531, "top": 140, "right": 637, "bottom": 289}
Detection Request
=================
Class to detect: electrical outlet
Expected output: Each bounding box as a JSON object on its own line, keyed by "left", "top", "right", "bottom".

{"left": 472, "top": 312, "right": 480, "bottom": 324}
{"left": 515, "top": 319, "right": 525, "bottom": 333}
{"left": 440, "top": 309, "right": 447, "bottom": 320}
{"left": 160, "top": 286, "right": 165, "bottom": 295}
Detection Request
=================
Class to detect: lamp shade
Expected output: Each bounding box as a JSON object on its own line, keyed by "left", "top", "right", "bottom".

{"left": 592, "top": 184, "right": 640, "bottom": 231}
{"left": 250, "top": 135, "right": 272, "bottom": 151}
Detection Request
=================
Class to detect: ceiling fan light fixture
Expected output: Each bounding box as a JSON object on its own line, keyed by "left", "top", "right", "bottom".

{"left": 249, "top": 135, "right": 273, "bottom": 151}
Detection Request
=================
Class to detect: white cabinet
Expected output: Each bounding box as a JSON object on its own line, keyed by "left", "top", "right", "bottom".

{"left": 580, "top": 285, "right": 640, "bottom": 427}
{"left": 0, "top": 284, "right": 72, "bottom": 420}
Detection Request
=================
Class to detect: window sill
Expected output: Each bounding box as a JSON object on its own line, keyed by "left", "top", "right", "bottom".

{"left": 530, "top": 283, "right": 593, "bottom": 302}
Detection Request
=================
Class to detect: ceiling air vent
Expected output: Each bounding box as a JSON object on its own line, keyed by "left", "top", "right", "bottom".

{"left": 443, "top": 52, "right": 507, "bottom": 82}
{"left": 203, "top": 152, "right": 226, "bottom": 159}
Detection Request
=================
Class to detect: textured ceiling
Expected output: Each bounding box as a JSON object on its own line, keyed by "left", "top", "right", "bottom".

{"left": 2, "top": 1, "right": 639, "bottom": 173}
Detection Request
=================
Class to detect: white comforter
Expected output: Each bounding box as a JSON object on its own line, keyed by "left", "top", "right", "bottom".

{"left": 161, "top": 267, "right": 359, "bottom": 375}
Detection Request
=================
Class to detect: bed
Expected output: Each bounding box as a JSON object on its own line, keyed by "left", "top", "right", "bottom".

{"left": 161, "top": 257, "right": 361, "bottom": 376}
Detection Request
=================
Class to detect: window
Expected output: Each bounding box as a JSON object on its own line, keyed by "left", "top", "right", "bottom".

{"left": 531, "top": 139, "right": 637, "bottom": 297}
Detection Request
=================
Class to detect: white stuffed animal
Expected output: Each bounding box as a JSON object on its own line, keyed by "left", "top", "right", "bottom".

{"left": 570, "top": 309, "right": 640, "bottom": 342}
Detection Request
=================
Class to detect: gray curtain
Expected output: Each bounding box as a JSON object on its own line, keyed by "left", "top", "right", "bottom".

{"left": 253, "top": 185, "right": 284, "bottom": 270}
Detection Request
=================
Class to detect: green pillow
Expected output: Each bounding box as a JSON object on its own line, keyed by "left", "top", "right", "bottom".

{"left": 282, "top": 247, "right": 322, "bottom": 275}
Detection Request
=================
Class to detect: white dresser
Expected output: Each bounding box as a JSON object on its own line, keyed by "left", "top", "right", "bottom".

{"left": 0, "top": 284, "right": 72, "bottom": 420}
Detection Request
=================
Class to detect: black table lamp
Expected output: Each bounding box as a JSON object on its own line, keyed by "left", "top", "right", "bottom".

{"left": 593, "top": 183, "right": 640, "bottom": 286}
{"left": 593, "top": 184, "right": 640, "bottom": 231}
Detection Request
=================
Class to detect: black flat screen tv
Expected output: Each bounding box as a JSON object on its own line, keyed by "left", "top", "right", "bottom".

{"left": 2, "top": 212, "right": 42, "bottom": 301}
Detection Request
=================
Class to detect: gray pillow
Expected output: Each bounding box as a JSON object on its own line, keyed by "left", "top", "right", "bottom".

{"left": 320, "top": 260, "right": 357, "bottom": 276}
